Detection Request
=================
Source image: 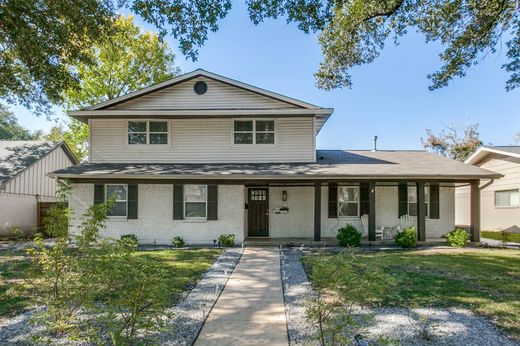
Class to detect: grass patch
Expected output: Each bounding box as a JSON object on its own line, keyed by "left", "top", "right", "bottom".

{"left": 303, "top": 248, "right": 520, "bottom": 340}
{"left": 0, "top": 245, "right": 222, "bottom": 317}
{"left": 482, "top": 231, "right": 520, "bottom": 243}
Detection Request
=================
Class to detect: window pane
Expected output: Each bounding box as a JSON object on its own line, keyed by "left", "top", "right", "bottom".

{"left": 339, "top": 202, "right": 358, "bottom": 217}
{"left": 512, "top": 191, "right": 520, "bottom": 206}
{"left": 149, "top": 133, "right": 168, "bottom": 144}
{"left": 108, "top": 202, "right": 127, "bottom": 217}
{"left": 338, "top": 187, "right": 359, "bottom": 202}
{"left": 409, "top": 203, "right": 417, "bottom": 216}
{"left": 256, "top": 120, "right": 274, "bottom": 132}
{"left": 185, "top": 202, "right": 206, "bottom": 218}
{"left": 496, "top": 190, "right": 520, "bottom": 207}
{"left": 234, "top": 120, "right": 253, "bottom": 131}
{"left": 184, "top": 185, "right": 207, "bottom": 202}
{"left": 107, "top": 185, "right": 127, "bottom": 201}
{"left": 408, "top": 186, "right": 417, "bottom": 203}
{"left": 256, "top": 132, "right": 274, "bottom": 144}
{"left": 149, "top": 121, "right": 167, "bottom": 132}
{"left": 234, "top": 133, "right": 253, "bottom": 144}
{"left": 128, "top": 133, "right": 146, "bottom": 144}
{"left": 128, "top": 121, "right": 146, "bottom": 132}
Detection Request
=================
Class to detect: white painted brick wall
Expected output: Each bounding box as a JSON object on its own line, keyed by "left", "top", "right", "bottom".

{"left": 69, "top": 184, "right": 245, "bottom": 245}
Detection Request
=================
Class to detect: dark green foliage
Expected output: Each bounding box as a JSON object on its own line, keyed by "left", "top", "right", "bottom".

{"left": 218, "top": 234, "right": 235, "bottom": 247}
{"left": 172, "top": 236, "right": 186, "bottom": 248}
{"left": 336, "top": 224, "right": 362, "bottom": 247}
{"left": 0, "top": 105, "right": 42, "bottom": 140}
{"left": 395, "top": 227, "right": 417, "bottom": 248}
{"left": 120, "top": 234, "right": 139, "bottom": 246}
{"left": 446, "top": 228, "right": 469, "bottom": 248}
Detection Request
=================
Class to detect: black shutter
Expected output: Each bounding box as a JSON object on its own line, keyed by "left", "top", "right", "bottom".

{"left": 94, "top": 184, "right": 104, "bottom": 204}
{"left": 398, "top": 182, "right": 408, "bottom": 217}
{"left": 429, "top": 183, "right": 440, "bottom": 219}
{"left": 127, "top": 184, "right": 138, "bottom": 219}
{"left": 360, "top": 182, "right": 370, "bottom": 216}
{"left": 207, "top": 185, "right": 218, "bottom": 220}
{"left": 173, "top": 185, "right": 184, "bottom": 220}
{"left": 328, "top": 183, "right": 338, "bottom": 218}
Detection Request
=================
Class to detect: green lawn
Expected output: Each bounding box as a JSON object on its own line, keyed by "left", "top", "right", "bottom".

{"left": 303, "top": 248, "right": 520, "bottom": 340}
{"left": 482, "top": 231, "right": 520, "bottom": 243}
{"left": 0, "top": 246, "right": 222, "bottom": 317}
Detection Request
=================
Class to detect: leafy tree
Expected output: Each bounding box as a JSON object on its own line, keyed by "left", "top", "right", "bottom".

{"left": 422, "top": 123, "right": 483, "bottom": 161}
{"left": 247, "top": 0, "right": 520, "bottom": 91}
{"left": 62, "top": 15, "right": 180, "bottom": 162}
{"left": 0, "top": 105, "right": 42, "bottom": 140}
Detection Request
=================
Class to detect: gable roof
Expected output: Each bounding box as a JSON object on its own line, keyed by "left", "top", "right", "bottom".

{"left": 49, "top": 150, "right": 500, "bottom": 181}
{"left": 85, "top": 69, "right": 324, "bottom": 111}
{"left": 0, "top": 141, "right": 78, "bottom": 186}
{"left": 465, "top": 146, "right": 520, "bottom": 164}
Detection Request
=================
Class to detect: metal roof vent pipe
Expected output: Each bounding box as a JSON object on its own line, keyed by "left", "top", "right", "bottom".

{"left": 372, "top": 135, "right": 378, "bottom": 152}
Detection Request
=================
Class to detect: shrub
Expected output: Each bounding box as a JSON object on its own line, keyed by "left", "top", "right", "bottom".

{"left": 446, "top": 228, "right": 469, "bottom": 248}
{"left": 172, "top": 236, "right": 185, "bottom": 248}
{"left": 120, "top": 234, "right": 139, "bottom": 246}
{"left": 218, "top": 234, "right": 235, "bottom": 247}
{"left": 8, "top": 226, "right": 24, "bottom": 239}
{"left": 336, "top": 224, "right": 362, "bottom": 247}
{"left": 395, "top": 227, "right": 417, "bottom": 248}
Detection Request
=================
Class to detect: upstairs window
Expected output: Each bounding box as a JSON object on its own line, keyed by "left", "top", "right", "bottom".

{"left": 338, "top": 186, "right": 360, "bottom": 217}
{"left": 495, "top": 190, "right": 519, "bottom": 207}
{"left": 233, "top": 120, "right": 275, "bottom": 144}
{"left": 128, "top": 121, "right": 168, "bottom": 145}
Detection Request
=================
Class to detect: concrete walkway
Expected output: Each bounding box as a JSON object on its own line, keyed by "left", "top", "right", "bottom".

{"left": 194, "top": 247, "right": 288, "bottom": 346}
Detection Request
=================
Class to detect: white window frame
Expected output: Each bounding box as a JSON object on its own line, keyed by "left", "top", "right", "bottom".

{"left": 232, "top": 119, "right": 276, "bottom": 145}
{"left": 184, "top": 184, "right": 208, "bottom": 220}
{"left": 105, "top": 184, "right": 128, "bottom": 218}
{"left": 127, "top": 120, "right": 169, "bottom": 145}
{"left": 495, "top": 189, "right": 520, "bottom": 208}
{"left": 338, "top": 185, "right": 360, "bottom": 218}
{"left": 407, "top": 186, "right": 430, "bottom": 218}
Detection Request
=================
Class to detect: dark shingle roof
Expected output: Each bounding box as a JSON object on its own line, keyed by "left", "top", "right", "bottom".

{"left": 0, "top": 141, "right": 63, "bottom": 185}
{"left": 49, "top": 150, "right": 500, "bottom": 180}
{"left": 491, "top": 146, "right": 520, "bottom": 155}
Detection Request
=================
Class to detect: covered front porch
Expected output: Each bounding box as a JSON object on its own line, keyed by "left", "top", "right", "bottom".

{"left": 243, "top": 179, "right": 482, "bottom": 244}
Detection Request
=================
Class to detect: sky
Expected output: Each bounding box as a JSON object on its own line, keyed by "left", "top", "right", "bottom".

{"left": 12, "top": 2, "right": 520, "bottom": 150}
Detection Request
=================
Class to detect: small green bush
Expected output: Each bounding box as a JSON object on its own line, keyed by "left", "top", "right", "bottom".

{"left": 336, "top": 224, "right": 362, "bottom": 247}
{"left": 172, "top": 236, "right": 185, "bottom": 248}
{"left": 446, "top": 228, "right": 469, "bottom": 247}
{"left": 120, "top": 234, "right": 139, "bottom": 246}
{"left": 218, "top": 234, "right": 235, "bottom": 247}
{"left": 395, "top": 227, "right": 417, "bottom": 248}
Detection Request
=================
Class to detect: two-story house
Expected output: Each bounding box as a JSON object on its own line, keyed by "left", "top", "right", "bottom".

{"left": 50, "top": 69, "right": 500, "bottom": 245}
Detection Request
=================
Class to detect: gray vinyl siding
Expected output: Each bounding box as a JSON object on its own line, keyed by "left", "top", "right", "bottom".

{"left": 456, "top": 153, "right": 520, "bottom": 230}
{"left": 1, "top": 146, "right": 75, "bottom": 197}
{"left": 90, "top": 117, "right": 315, "bottom": 163}
{"left": 109, "top": 77, "right": 300, "bottom": 110}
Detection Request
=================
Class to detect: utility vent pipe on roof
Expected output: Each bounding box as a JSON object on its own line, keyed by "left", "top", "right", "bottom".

{"left": 372, "top": 135, "right": 378, "bottom": 152}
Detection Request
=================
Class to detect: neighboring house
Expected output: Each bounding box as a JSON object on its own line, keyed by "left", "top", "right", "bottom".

{"left": 49, "top": 69, "right": 499, "bottom": 245}
{"left": 0, "top": 141, "right": 78, "bottom": 236}
{"left": 456, "top": 146, "right": 519, "bottom": 231}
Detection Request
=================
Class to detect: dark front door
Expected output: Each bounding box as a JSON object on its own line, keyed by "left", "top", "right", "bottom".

{"left": 248, "top": 188, "right": 269, "bottom": 237}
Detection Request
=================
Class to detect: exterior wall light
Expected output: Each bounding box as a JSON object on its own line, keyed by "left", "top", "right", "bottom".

{"left": 282, "top": 190, "right": 288, "bottom": 201}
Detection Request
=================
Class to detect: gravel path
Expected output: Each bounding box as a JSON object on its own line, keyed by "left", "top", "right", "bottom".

{"left": 0, "top": 247, "right": 242, "bottom": 345}
{"left": 280, "top": 247, "right": 519, "bottom": 346}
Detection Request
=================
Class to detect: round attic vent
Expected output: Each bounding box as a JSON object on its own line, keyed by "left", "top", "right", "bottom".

{"left": 194, "top": 81, "right": 207, "bottom": 95}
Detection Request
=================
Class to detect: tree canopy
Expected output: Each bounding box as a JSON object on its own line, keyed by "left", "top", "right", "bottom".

{"left": 1, "top": 0, "right": 518, "bottom": 116}
{"left": 0, "top": 105, "right": 42, "bottom": 140}
{"left": 422, "top": 123, "right": 483, "bottom": 161}
{"left": 61, "top": 16, "right": 180, "bottom": 161}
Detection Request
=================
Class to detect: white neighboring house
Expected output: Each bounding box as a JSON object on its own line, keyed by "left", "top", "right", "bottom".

{"left": 0, "top": 141, "right": 78, "bottom": 236}
{"left": 456, "top": 146, "right": 519, "bottom": 231}
{"left": 49, "top": 69, "right": 500, "bottom": 245}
